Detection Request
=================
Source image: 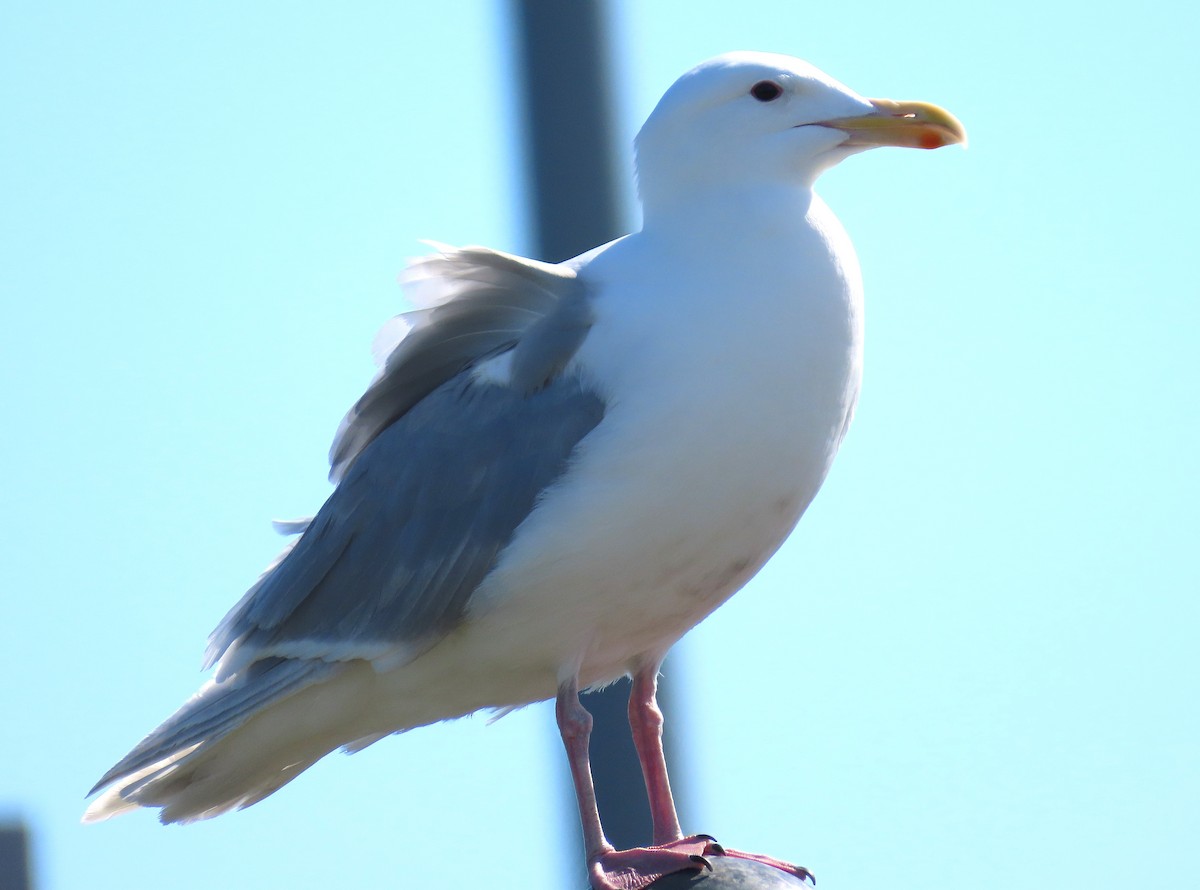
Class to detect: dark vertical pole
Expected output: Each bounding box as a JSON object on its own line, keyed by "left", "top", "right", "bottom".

{"left": 0, "top": 822, "right": 32, "bottom": 890}
{"left": 510, "top": 0, "right": 622, "bottom": 264}
{"left": 508, "top": 0, "right": 684, "bottom": 863}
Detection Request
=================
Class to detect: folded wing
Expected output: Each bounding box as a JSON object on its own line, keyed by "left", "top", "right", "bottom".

{"left": 88, "top": 246, "right": 606, "bottom": 819}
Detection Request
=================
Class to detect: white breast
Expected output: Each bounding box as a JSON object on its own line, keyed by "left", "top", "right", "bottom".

{"left": 463, "top": 190, "right": 865, "bottom": 689}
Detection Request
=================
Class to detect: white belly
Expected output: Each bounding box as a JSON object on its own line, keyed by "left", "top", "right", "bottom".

{"left": 451, "top": 196, "right": 864, "bottom": 695}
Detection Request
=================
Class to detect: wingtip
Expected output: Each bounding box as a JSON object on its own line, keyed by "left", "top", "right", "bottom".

{"left": 81, "top": 786, "right": 137, "bottom": 824}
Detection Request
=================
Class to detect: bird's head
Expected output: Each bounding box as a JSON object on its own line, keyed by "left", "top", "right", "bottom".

{"left": 634, "top": 51, "right": 966, "bottom": 215}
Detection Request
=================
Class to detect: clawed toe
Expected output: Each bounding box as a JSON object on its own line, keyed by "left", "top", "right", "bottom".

{"left": 589, "top": 838, "right": 715, "bottom": 890}
{"left": 588, "top": 835, "right": 814, "bottom": 889}
{"left": 718, "top": 844, "right": 816, "bottom": 884}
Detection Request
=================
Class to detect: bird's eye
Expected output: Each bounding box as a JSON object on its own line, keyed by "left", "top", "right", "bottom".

{"left": 749, "top": 80, "right": 783, "bottom": 102}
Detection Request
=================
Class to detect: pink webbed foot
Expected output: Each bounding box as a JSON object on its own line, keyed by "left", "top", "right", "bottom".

{"left": 589, "top": 835, "right": 815, "bottom": 889}
{"left": 716, "top": 843, "right": 816, "bottom": 884}
{"left": 589, "top": 835, "right": 718, "bottom": 890}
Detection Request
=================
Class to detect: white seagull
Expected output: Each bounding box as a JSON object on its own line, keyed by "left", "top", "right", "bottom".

{"left": 86, "top": 51, "right": 964, "bottom": 889}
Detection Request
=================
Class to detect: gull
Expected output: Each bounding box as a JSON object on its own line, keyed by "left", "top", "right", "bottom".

{"left": 85, "top": 51, "right": 964, "bottom": 889}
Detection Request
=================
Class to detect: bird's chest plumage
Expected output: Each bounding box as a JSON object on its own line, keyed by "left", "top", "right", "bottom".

{"left": 470, "top": 203, "right": 863, "bottom": 683}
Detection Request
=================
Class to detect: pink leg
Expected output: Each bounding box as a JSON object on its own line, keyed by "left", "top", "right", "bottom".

{"left": 628, "top": 662, "right": 682, "bottom": 845}
{"left": 557, "top": 676, "right": 711, "bottom": 890}
{"left": 556, "top": 674, "right": 612, "bottom": 862}
{"left": 625, "top": 663, "right": 817, "bottom": 886}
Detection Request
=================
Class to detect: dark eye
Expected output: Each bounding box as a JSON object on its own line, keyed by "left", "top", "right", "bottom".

{"left": 750, "top": 80, "right": 783, "bottom": 102}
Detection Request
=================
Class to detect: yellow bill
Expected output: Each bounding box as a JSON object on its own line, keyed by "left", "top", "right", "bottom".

{"left": 821, "top": 99, "right": 967, "bottom": 150}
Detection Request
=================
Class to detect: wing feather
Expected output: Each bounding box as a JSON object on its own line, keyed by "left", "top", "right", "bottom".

{"left": 204, "top": 245, "right": 604, "bottom": 678}
{"left": 329, "top": 245, "right": 587, "bottom": 482}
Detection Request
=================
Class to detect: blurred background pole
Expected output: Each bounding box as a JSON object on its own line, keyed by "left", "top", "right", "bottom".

{"left": 509, "top": 0, "right": 686, "bottom": 862}
{"left": 0, "top": 822, "right": 32, "bottom": 890}
{"left": 511, "top": 0, "right": 623, "bottom": 260}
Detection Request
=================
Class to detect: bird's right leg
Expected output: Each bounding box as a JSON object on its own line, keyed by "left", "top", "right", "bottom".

{"left": 624, "top": 662, "right": 817, "bottom": 886}
{"left": 627, "top": 660, "right": 682, "bottom": 844}
{"left": 556, "top": 675, "right": 711, "bottom": 890}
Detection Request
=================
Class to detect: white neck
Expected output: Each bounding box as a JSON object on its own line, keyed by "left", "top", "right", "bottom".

{"left": 639, "top": 179, "right": 816, "bottom": 239}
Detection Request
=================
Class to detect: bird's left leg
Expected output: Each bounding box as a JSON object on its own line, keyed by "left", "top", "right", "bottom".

{"left": 556, "top": 674, "right": 609, "bottom": 864}
{"left": 625, "top": 661, "right": 817, "bottom": 886}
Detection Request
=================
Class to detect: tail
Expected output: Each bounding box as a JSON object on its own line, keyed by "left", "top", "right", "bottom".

{"left": 84, "top": 657, "right": 357, "bottom": 824}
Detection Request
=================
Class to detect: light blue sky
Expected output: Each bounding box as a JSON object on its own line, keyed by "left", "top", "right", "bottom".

{"left": 2, "top": 2, "right": 1196, "bottom": 889}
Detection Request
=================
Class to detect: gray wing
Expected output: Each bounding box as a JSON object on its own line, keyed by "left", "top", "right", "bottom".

{"left": 328, "top": 246, "right": 594, "bottom": 483}
{"left": 88, "top": 657, "right": 337, "bottom": 797}
{"left": 205, "top": 245, "right": 604, "bottom": 678}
